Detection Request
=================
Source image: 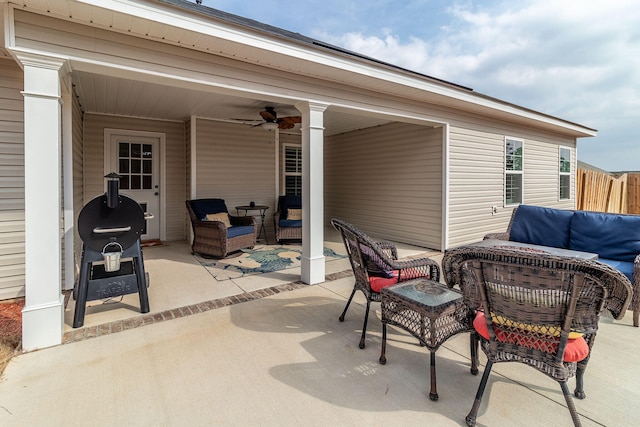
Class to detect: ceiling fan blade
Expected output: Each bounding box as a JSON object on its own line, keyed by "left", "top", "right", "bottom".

{"left": 259, "top": 106, "right": 277, "bottom": 122}
{"left": 277, "top": 116, "right": 302, "bottom": 129}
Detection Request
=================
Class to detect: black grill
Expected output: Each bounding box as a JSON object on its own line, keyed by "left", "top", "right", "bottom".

{"left": 73, "top": 173, "right": 150, "bottom": 328}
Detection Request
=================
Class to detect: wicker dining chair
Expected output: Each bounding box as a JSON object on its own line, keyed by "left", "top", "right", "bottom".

{"left": 331, "top": 218, "right": 441, "bottom": 349}
{"left": 442, "top": 246, "right": 632, "bottom": 427}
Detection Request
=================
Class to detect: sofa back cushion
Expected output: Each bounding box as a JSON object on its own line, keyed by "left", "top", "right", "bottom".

{"left": 190, "top": 198, "right": 228, "bottom": 220}
{"left": 570, "top": 211, "right": 640, "bottom": 262}
{"left": 277, "top": 195, "right": 302, "bottom": 220}
{"left": 509, "top": 205, "right": 573, "bottom": 249}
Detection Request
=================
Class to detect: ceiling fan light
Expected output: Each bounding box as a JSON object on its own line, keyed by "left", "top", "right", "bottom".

{"left": 261, "top": 121, "right": 279, "bottom": 131}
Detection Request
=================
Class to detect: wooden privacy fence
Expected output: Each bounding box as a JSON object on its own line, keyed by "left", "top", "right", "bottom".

{"left": 577, "top": 169, "right": 640, "bottom": 214}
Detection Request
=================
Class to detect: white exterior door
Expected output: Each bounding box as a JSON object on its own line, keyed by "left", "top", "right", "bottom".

{"left": 109, "top": 133, "right": 161, "bottom": 241}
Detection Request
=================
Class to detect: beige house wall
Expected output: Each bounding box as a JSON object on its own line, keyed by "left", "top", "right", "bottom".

{"left": 193, "top": 119, "right": 278, "bottom": 236}
{"left": 325, "top": 122, "right": 443, "bottom": 249}
{"left": 82, "top": 113, "right": 187, "bottom": 242}
{"left": 447, "top": 115, "right": 577, "bottom": 247}
{"left": 0, "top": 59, "right": 25, "bottom": 299}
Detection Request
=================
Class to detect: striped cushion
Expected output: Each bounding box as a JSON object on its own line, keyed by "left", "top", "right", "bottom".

{"left": 473, "top": 312, "right": 589, "bottom": 362}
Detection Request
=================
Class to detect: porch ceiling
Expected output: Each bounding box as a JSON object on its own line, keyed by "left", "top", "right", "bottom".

{"left": 71, "top": 70, "right": 394, "bottom": 135}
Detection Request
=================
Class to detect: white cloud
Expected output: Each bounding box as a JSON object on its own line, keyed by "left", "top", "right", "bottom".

{"left": 207, "top": 0, "right": 638, "bottom": 170}
{"left": 314, "top": 0, "right": 640, "bottom": 170}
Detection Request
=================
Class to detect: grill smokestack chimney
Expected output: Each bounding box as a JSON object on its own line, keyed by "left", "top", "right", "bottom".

{"left": 105, "top": 172, "right": 121, "bottom": 209}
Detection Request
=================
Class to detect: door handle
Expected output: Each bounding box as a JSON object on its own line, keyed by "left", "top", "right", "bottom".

{"left": 154, "top": 192, "right": 159, "bottom": 196}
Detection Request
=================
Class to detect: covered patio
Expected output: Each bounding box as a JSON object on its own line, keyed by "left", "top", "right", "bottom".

{"left": 2, "top": 230, "right": 638, "bottom": 426}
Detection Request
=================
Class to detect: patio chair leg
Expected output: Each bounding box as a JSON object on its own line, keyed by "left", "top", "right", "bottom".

{"left": 429, "top": 351, "right": 439, "bottom": 401}
{"left": 466, "top": 360, "right": 493, "bottom": 427}
{"left": 379, "top": 323, "right": 387, "bottom": 364}
{"left": 359, "top": 299, "right": 372, "bottom": 349}
{"left": 339, "top": 288, "right": 357, "bottom": 322}
{"left": 470, "top": 333, "right": 479, "bottom": 375}
{"left": 561, "top": 381, "right": 583, "bottom": 427}
{"left": 574, "top": 363, "right": 586, "bottom": 399}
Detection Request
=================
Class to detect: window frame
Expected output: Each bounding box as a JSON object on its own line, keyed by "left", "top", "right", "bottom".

{"left": 559, "top": 146, "right": 572, "bottom": 201}
{"left": 282, "top": 144, "right": 302, "bottom": 196}
{"left": 504, "top": 136, "right": 524, "bottom": 206}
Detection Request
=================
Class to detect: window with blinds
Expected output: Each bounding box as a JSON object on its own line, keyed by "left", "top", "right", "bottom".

{"left": 559, "top": 146, "right": 572, "bottom": 200}
{"left": 505, "top": 137, "right": 523, "bottom": 206}
{"left": 284, "top": 145, "right": 302, "bottom": 195}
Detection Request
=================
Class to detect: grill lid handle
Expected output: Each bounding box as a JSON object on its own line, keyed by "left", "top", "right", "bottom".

{"left": 93, "top": 226, "right": 132, "bottom": 234}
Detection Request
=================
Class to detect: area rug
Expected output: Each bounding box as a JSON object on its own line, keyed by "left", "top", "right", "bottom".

{"left": 194, "top": 245, "right": 346, "bottom": 281}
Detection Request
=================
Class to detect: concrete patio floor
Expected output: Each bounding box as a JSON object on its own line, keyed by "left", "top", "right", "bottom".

{"left": 0, "top": 232, "right": 638, "bottom": 426}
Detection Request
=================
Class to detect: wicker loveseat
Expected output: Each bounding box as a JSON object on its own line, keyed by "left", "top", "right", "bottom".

{"left": 186, "top": 198, "right": 257, "bottom": 258}
{"left": 273, "top": 195, "right": 302, "bottom": 243}
{"left": 485, "top": 204, "right": 640, "bottom": 326}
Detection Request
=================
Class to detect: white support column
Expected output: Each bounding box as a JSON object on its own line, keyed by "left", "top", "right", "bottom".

{"left": 17, "top": 52, "right": 67, "bottom": 350}
{"left": 296, "top": 101, "right": 329, "bottom": 284}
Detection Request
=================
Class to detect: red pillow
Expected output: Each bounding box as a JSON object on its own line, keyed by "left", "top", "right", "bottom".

{"left": 369, "top": 276, "right": 399, "bottom": 293}
{"left": 473, "top": 312, "right": 589, "bottom": 363}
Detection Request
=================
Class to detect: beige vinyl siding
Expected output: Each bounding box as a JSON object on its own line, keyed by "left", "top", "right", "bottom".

{"left": 0, "top": 59, "right": 25, "bottom": 299}
{"left": 194, "top": 120, "right": 277, "bottom": 237}
{"left": 83, "top": 113, "right": 187, "bottom": 241}
{"left": 325, "top": 122, "right": 442, "bottom": 249}
{"left": 72, "top": 94, "right": 84, "bottom": 269}
{"left": 447, "top": 115, "right": 577, "bottom": 247}
{"left": 185, "top": 117, "right": 192, "bottom": 234}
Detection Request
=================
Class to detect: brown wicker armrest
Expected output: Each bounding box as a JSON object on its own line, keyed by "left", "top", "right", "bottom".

{"left": 633, "top": 254, "right": 640, "bottom": 326}
{"left": 229, "top": 215, "right": 255, "bottom": 227}
{"left": 388, "top": 257, "right": 441, "bottom": 283}
{"left": 193, "top": 219, "right": 228, "bottom": 232}
{"left": 483, "top": 232, "right": 509, "bottom": 240}
{"left": 375, "top": 241, "right": 399, "bottom": 260}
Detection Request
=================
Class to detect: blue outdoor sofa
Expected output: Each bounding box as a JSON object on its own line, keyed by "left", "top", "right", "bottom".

{"left": 484, "top": 204, "right": 640, "bottom": 326}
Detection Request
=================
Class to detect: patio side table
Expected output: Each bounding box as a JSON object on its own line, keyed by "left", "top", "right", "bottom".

{"left": 236, "top": 205, "right": 269, "bottom": 244}
{"left": 380, "top": 277, "right": 473, "bottom": 401}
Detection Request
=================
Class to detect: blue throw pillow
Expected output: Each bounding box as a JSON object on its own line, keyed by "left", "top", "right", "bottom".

{"left": 509, "top": 205, "right": 573, "bottom": 249}
{"left": 570, "top": 211, "right": 640, "bottom": 262}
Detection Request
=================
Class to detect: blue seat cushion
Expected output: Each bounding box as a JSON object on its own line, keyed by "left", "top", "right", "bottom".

{"left": 570, "top": 211, "right": 640, "bottom": 262}
{"left": 509, "top": 205, "right": 573, "bottom": 249}
{"left": 190, "top": 199, "right": 228, "bottom": 220}
{"left": 279, "top": 219, "right": 302, "bottom": 228}
{"left": 227, "top": 225, "right": 254, "bottom": 238}
{"left": 599, "top": 258, "right": 634, "bottom": 282}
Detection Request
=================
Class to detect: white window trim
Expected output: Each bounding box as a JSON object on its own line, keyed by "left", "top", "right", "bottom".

{"left": 282, "top": 143, "right": 302, "bottom": 195}
{"left": 504, "top": 136, "right": 524, "bottom": 207}
{"left": 559, "top": 145, "right": 572, "bottom": 201}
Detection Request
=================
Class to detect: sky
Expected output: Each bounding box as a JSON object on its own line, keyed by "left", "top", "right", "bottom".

{"left": 202, "top": 0, "right": 639, "bottom": 172}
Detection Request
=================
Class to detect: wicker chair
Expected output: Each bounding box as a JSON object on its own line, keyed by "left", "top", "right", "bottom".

{"left": 273, "top": 195, "right": 302, "bottom": 243}
{"left": 442, "top": 246, "right": 632, "bottom": 427}
{"left": 331, "top": 218, "right": 441, "bottom": 349}
{"left": 186, "top": 199, "right": 257, "bottom": 258}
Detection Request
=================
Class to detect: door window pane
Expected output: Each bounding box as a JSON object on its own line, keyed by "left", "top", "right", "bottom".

{"left": 117, "top": 141, "right": 153, "bottom": 192}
